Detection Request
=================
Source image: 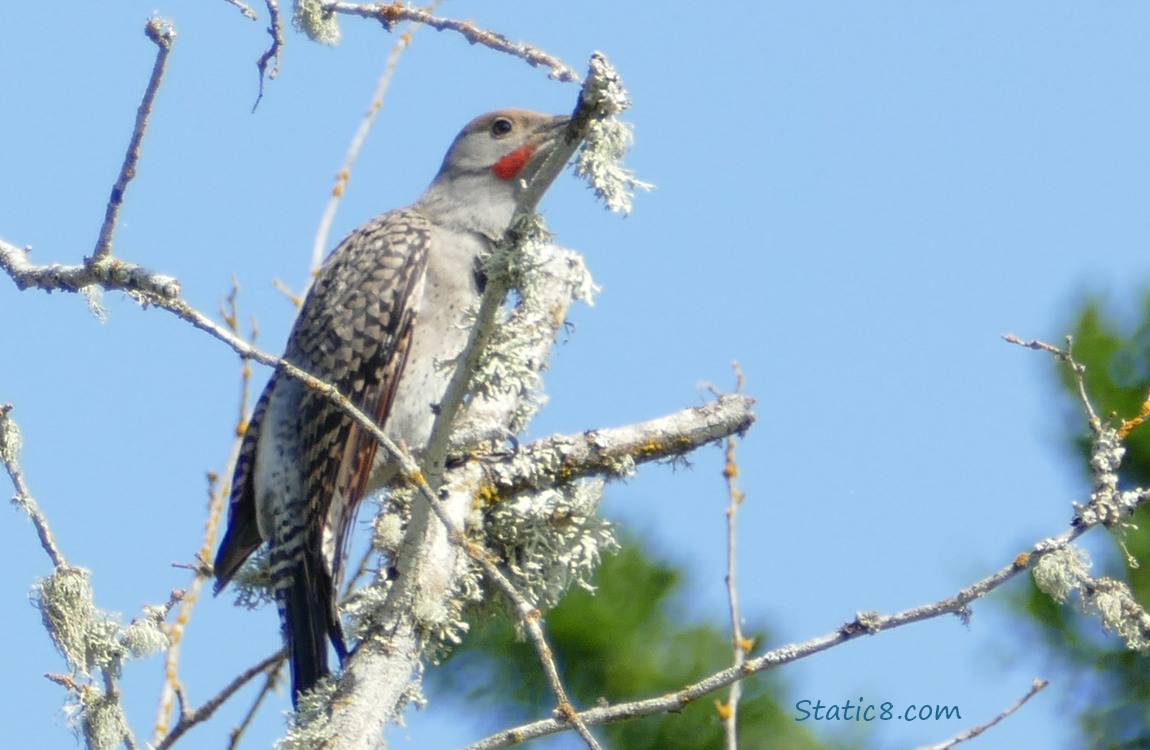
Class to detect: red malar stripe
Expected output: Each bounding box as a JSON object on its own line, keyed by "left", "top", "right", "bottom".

{"left": 491, "top": 144, "right": 537, "bottom": 180}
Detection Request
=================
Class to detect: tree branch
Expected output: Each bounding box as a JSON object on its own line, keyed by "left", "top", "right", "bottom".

{"left": 918, "top": 678, "right": 1048, "bottom": 750}
{"left": 92, "top": 18, "right": 175, "bottom": 262}
{"left": 321, "top": 2, "right": 580, "bottom": 82}
{"left": 475, "top": 394, "right": 755, "bottom": 501}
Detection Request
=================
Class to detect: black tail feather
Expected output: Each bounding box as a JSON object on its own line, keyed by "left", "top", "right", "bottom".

{"left": 282, "top": 556, "right": 347, "bottom": 707}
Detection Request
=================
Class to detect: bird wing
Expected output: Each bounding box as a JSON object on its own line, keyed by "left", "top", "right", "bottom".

{"left": 291, "top": 208, "right": 431, "bottom": 587}
{"left": 213, "top": 378, "right": 275, "bottom": 591}
{"left": 214, "top": 208, "right": 430, "bottom": 597}
{"left": 282, "top": 209, "right": 431, "bottom": 672}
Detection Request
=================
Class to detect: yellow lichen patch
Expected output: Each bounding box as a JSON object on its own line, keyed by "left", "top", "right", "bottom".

{"left": 473, "top": 482, "right": 502, "bottom": 509}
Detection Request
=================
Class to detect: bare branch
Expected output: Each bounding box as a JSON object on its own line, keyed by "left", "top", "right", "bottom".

{"left": 92, "top": 18, "right": 175, "bottom": 262}
{"left": 309, "top": 13, "right": 426, "bottom": 271}
{"left": 154, "top": 650, "right": 285, "bottom": 750}
{"left": 1, "top": 404, "right": 66, "bottom": 567}
{"left": 254, "top": 0, "right": 284, "bottom": 110}
{"left": 322, "top": 2, "right": 580, "bottom": 82}
{"left": 151, "top": 466, "right": 239, "bottom": 743}
{"left": 720, "top": 364, "right": 747, "bottom": 750}
{"left": 223, "top": 0, "right": 259, "bottom": 20}
{"left": 917, "top": 678, "right": 1048, "bottom": 750}
{"left": 228, "top": 660, "right": 285, "bottom": 750}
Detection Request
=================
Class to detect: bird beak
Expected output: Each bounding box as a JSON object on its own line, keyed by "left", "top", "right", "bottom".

{"left": 525, "top": 115, "right": 571, "bottom": 171}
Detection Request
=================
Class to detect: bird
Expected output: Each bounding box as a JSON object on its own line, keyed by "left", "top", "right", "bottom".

{"left": 212, "top": 109, "right": 570, "bottom": 705}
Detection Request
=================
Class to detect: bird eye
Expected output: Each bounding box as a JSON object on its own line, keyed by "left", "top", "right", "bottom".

{"left": 490, "top": 118, "right": 514, "bottom": 137}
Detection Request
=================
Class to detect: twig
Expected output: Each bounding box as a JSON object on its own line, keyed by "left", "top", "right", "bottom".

{"left": 227, "top": 659, "right": 284, "bottom": 750}
{"left": 322, "top": 2, "right": 580, "bottom": 82}
{"left": 719, "top": 364, "right": 747, "bottom": 750}
{"left": 309, "top": 8, "right": 432, "bottom": 271}
{"left": 155, "top": 650, "right": 285, "bottom": 750}
{"left": 1003, "top": 334, "right": 1098, "bottom": 428}
{"left": 917, "top": 679, "right": 1048, "bottom": 750}
{"left": 151, "top": 467, "right": 238, "bottom": 743}
{"left": 92, "top": 18, "right": 175, "bottom": 262}
{"left": 223, "top": 0, "right": 258, "bottom": 20}
{"left": 253, "top": 0, "right": 284, "bottom": 111}
{"left": 1, "top": 404, "right": 66, "bottom": 566}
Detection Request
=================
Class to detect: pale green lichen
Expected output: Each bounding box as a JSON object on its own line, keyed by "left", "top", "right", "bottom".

{"left": 1032, "top": 544, "right": 1090, "bottom": 603}
{"left": 294, "top": 0, "right": 341, "bottom": 45}
{"left": 484, "top": 479, "right": 615, "bottom": 611}
{"left": 574, "top": 117, "right": 653, "bottom": 215}
{"left": 1033, "top": 543, "right": 1150, "bottom": 652}
{"left": 470, "top": 237, "right": 597, "bottom": 434}
{"left": 82, "top": 285, "right": 108, "bottom": 322}
{"left": 122, "top": 604, "right": 170, "bottom": 659}
{"left": 574, "top": 53, "right": 653, "bottom": 214}
{"left": 34, "top": 567, "right": 173, "bottom": 748}
{"left": 1084, "top": 577, "right": 1150, "bottom": 652}
{"left": 278, "top": 678, "right": 338, "bottom": 750}
{"left": 0, "top": 406, "right": 22, "bottom": 463}
{"left": 35, "top": 566, "right": 122, "bottom": 674}
{"left": 77, "top": 687, "right": 130, "bottom": 750}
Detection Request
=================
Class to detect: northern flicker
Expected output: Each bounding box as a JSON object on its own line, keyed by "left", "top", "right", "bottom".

{"left": 213, "top": 110, "right": 569, "bottom": 705}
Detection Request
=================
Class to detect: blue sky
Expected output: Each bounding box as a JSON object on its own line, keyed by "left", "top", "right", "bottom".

{"left": 3, "top": 3, "right": 1149, "bottom": 748}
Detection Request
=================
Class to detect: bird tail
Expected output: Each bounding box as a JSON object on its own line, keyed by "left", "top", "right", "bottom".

{"left": 278, "top": 554, "right": 348, "bottom": 707}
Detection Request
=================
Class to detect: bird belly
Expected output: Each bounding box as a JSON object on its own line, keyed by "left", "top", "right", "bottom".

{"left": 372, "top": 227, "right": 487, "bottom": 484}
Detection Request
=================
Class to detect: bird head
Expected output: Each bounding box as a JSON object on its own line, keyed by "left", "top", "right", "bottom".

{"left": 418, "top": 109, "right": 570, "bottom": 239}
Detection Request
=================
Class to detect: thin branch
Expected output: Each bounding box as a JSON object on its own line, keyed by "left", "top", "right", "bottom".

{"left": 720, "top": 364, "right": 747, "bottom": 750}
{"left": 917, "top": 679, "right": 1048, "bottom": 750}
{"left": 223, "top": 0, "right": 258, "bottom": 20}
{"left": 1, "top": 404, "right": 66, "bottom": 567}
{"left": 322, "top": 2, "right": 580, "bottom": 82}
{"left": 1003, "top": 333, "right": 1098, "bottom": 427}
{"left": 151, "top": 468, "right": 236, "bottom": 743}
{"left": 227, "top": 662, "right": 283, "bottom": 750}
{"left": 253, "top": 0, "right": 284, "bottom": 111}
{"left": 153, "top": 285, "right": 258, "bottom": 742}
{"left": 309, "top": 9, "right": 432, "bottom": 271}
{"left": 92, "top": 18, "right": 175, "bottom": 262}
{"left": 154, "top": 650, "right": 285, "bottom": 750}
